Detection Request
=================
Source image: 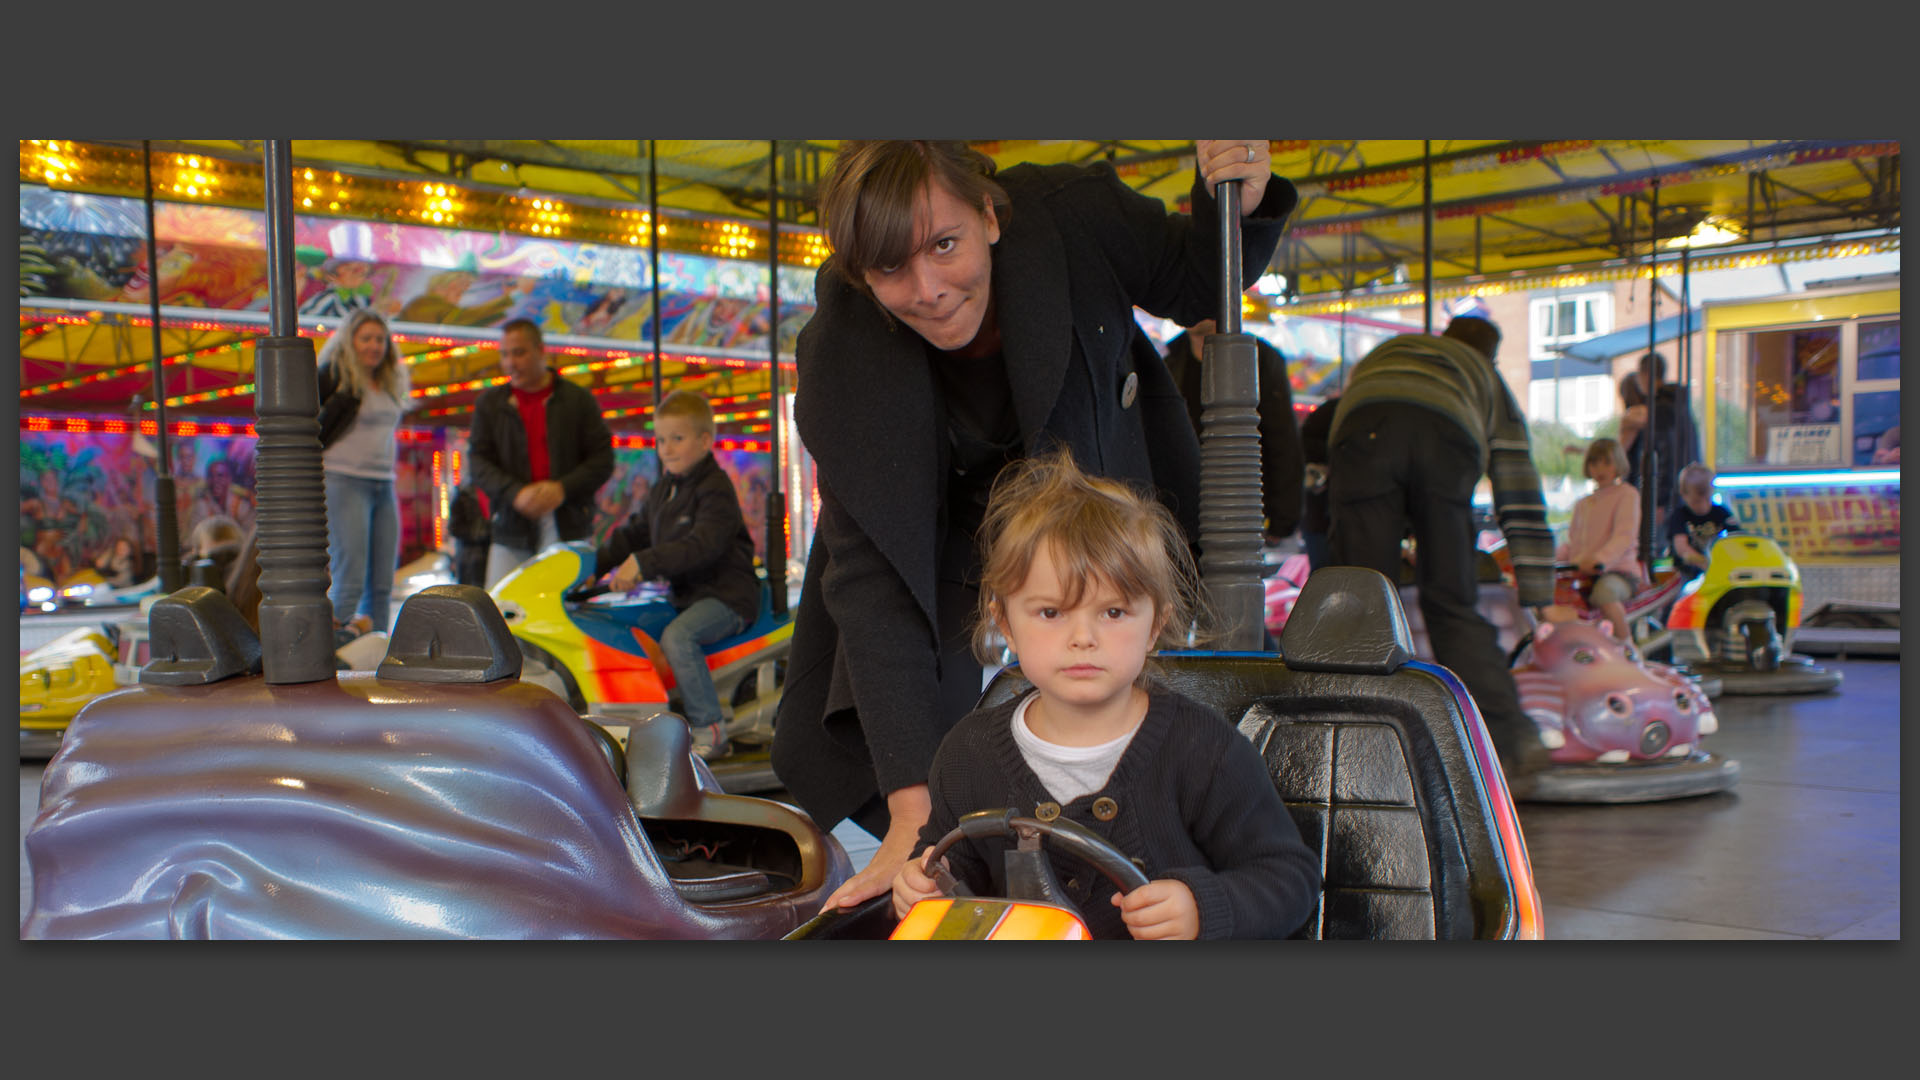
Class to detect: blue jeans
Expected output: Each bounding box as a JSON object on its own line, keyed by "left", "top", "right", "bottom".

{"left": 325, "top": 472, "right": 399, "bottom": 630}
{"left": 484, "top": 514, "right": 561, "bottom": 589}
{"left": 659, "top": 597, "right": 745, "bottom": 730}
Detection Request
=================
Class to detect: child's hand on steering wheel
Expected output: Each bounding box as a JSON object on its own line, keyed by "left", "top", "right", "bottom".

{"left": 607, "top": 554, "right": 641, "bottom": 592}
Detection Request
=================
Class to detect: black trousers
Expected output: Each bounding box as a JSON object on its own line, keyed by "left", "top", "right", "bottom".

{"left": 1326, "top": 403, "right": 1532, "bottom": 768}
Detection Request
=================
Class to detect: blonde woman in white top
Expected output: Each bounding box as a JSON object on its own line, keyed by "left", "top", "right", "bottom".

{"left": 316, "top": 308, "right": 413, "bottom": 633}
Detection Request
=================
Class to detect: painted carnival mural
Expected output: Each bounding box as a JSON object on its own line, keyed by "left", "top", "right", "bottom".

{"left": 19, "top": 185, "right": 817, "bottom": 355}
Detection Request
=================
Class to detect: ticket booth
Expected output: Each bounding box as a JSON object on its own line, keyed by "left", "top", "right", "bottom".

{"left": 1700, "top": 283, "right": 1899, "bottom": 617}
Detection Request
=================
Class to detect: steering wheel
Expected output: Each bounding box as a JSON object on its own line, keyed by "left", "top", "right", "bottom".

{"left": 920, "top": 808, "right": 1150, "bottom": 900}
{"left": 563, "top": 580, "right": 613, "bottom": 604}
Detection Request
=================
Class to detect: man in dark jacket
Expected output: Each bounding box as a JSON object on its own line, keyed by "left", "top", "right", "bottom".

{"left": 597, "top": 390, "right": 760, "bottom": 761}
{"left": 771, "top": 139, "right": 1295, "bottom": 911}
{"left": 1622, "top": 350, "right": 1700, "bottom": 545}
{"left": 1161, "top": 319, "right": 1305, "bottom": 544}
{"left": 469, "top": 318, "right": 615, "bottom": 587}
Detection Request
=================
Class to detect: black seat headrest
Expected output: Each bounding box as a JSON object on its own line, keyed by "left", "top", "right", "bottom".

{"left": 1278, "top": 567, "right": 1415, "bottom": 675}
{"left": 141, "top": 586, "right": 264, "bottom": 686}
{"left": 376, "top": 585, "right": 522, "bottom": 683}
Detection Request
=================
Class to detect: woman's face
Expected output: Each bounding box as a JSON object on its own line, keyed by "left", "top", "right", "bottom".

{"left": 861, "top": 181, "right": 999, "bottom": 354}
{"left": 352, "top": 320, "right": 388, "bottom": 369}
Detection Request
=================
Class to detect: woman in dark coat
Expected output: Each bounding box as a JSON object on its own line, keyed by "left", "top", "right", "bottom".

{"left": 769, "top": 140, "right": 1297, "bottom": 909}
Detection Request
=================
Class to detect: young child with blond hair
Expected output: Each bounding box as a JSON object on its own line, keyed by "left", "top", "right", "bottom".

{"left": 1557, "top": 437, "right": 1642, "bottom": 642}
{"left": 597, "top": 389, "right": 760, "bottom": 761}
{"left": 891, "top": 449, "right": 1320, "bottom": 939}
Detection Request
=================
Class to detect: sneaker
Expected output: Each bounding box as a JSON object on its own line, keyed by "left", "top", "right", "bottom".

{"left": 691, "top": 722, "right": 730, "bottom": 762}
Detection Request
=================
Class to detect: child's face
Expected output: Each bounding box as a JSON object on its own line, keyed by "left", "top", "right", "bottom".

{"left": 653, "top": 414, "right": 713, "bottom": 476}
{"left": 1681, "top": 484, "right": 1713, "bottom": 515}
{"left": 1587, "top": 456, "right": 1618, "bottom": 486}
{"left": 995, "top": 544, "right": 1160, "bottom": 720}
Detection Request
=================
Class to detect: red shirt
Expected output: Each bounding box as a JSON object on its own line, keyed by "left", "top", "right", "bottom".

{"left": 512, "top": 382, "right": 554, "bottom": 482}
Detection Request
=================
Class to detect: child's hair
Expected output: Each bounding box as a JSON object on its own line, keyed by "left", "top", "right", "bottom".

{"left": 1677, "top": 462, "right": 1715, "bottom": 497}
{"left": 655, "top": 389, "right": 715, "bottom": 437}
{"left": 972, "top": 447, "right": 1204, "bottom": 678}
{"left": 1584, "top": 437, "right": 1630, "bottom": 479}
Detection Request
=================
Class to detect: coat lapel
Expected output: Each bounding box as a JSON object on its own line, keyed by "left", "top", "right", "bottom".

{"left": 990, "top": 193, "right": 1072, "bottom": 452}
{"left": 793, "top": 266, "right": 943, "bottom": 620}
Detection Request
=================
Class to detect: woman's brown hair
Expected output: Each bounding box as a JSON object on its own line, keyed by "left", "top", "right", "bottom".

{"left": 971, "top": 447, "right": 1205, "bottom": 681}
{"left": 817, "top": 140, "right": 1010, "bottom": 297}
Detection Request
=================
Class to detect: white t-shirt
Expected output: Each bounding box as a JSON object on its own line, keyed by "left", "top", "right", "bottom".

{"left": 323, "top": 383, "right": 409, "bottom": 480}
{"left": 1009, "top": 692, "right": 1139, "bottom": 804}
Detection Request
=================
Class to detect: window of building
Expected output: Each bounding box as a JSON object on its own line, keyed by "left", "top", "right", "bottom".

{"left": 1852, "top": 318, "right": 1899, "bottom": 466}
{"left": 1716, "top": 324, "right": 1850, "bottom": 468}
{"left": 1529, "top": 292, "right": 1614, "bottom": 359}
{"left": 1527, "top": 374, "right": 1616, "bottom": 435}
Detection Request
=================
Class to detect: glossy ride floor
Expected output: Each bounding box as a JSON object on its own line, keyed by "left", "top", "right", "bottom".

{"left": 18, "top": 659, "right": 1898, "bottom": 939}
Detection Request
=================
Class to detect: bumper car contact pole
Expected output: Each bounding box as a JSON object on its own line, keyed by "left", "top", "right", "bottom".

{"left": 765, "top": 140, "right": 788, "bottom": 615}
{"left": 1197, "top": 167, "right": 1265, "bottom": 651}
{"left": 252, "top": 139, "right": 337, "bottom": 683}
{"left": 1638, "top": 180, "right": 1659, "bottom": 569}
{"left": 141, "top": 140, "right": 184, "bottom": 594}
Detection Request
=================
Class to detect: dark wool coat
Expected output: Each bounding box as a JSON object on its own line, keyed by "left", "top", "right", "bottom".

{"left": 595, "top": 451, "right": 760, "bottom": 626}
{"left": 770, "top": 161, "right": 1297, "bottom": 830}
{"left": 1162, "top": 329, "right": 1306, "bottom": 539}
{"left": 914, "top": 684, "right": 1322, "bottom": 940}
{"left": 466, "top": 370, "right": 615, "bottom": 549}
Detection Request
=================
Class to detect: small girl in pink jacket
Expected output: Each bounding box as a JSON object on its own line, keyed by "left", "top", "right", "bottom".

{"left": 1557, "top": 438, "right": 1641, "bottom": 642}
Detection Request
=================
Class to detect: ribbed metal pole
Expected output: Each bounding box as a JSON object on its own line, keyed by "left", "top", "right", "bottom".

{"left": 141, "top": 141, "right": 184, "bottom": 593}
{"left": 764, "top": 140, "right": 788, "bottom": 615}
{"left": 1197, "top": 157, "right": 1264, "bottom": 650}
{"left": 1639, "top": 181, "right": 1660, "bottom": 568}
{"left": 253, "top": 139, "right": 336, "bottom": 683}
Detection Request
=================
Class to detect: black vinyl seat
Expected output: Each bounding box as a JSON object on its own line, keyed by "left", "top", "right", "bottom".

{"left": 980, "top": 566, "right": 1523, "bottom": 940}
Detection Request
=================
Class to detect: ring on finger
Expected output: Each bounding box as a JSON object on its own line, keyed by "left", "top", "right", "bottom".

{"left": 1246, "top": 143, "right": 1256, "bottom": 163}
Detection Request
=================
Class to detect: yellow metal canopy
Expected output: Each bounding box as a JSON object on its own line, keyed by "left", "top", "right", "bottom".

{"left": 25, "top": 138, "right": 1899, "bottom": 290}
{"left": 20, "top": 138, "right": 1899, "bottom": 424}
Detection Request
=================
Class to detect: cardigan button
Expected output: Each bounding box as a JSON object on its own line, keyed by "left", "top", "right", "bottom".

{"left": 1092, "top": 797, "right": 1118, "bottom": 821}
{"left": 1035, "top": 801, "right": 1062, "bottom": 822}
{"left": 1120, "top": 372, "right": 1139, "bottom": 409}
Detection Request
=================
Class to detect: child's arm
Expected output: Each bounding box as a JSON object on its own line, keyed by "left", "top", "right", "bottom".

{"left": 593, "top": 502, "right": 652, "bottom": 580}
{"left": 1158, "top": 718, "right": 1322, "bottom": 939}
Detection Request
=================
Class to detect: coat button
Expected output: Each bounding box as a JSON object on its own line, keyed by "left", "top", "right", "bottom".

{"left": 1120, "top": 372, "right": 1138, "bottom": 409}
{"left": 1092, "top": 797, "right": 1118, "bottom": 821}
{"left": 1035, "top": 801, "right": 1061, "bottom": 822}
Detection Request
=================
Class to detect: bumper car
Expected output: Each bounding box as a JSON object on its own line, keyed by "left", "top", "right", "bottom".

{"left": 19, "top": 557, "right": 440, "bottom": 761}
{"left": 490, "top": 541, "right": 792, "bottom": 793}
{"left": 1665, "top": 534, "right": 1841, "bottom": 695}
{"left": 790, "top": 567, "right": 1544, "bottom": 940}
{"left": 1509, "top": 619, "right": 1739, "bottom": 803}
{"left": 20, "top": 585, "right": 851, "bottom": 939}
{"left": 19, "top": 626, "right": 124, "bottom": 759}
{"left": 1261, "top": 551, "right": 1311, "bottom": 636}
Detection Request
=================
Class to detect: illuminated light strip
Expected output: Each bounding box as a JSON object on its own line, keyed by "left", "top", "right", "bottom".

{"left": 1713, "top": 470, "right": 1899, "bottom": 489}
{"left": 18, "top": 413, "right": 450, "bottom": 443}
{"left": 1279, "top": 235, "right": 1900, "bottom": 317}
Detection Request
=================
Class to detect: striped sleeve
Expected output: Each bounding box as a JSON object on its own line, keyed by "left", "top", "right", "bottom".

{"left": 1487, "top": 380, "right": 1556, "bottom": 608}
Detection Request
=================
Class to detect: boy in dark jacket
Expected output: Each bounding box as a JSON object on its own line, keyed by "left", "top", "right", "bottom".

{"left": 597, "top": 390, "right": 760, "bottom": 760}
